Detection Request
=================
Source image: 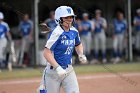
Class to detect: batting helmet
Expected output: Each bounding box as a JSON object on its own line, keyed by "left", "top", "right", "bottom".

{"left": 0, "top": 12, "right": 4, "bottom": 19}
{"left": 55, "top": 6, "right": 76, "bottom": 24}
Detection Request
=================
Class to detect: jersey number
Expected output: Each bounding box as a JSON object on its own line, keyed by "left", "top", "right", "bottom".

{"left": 64, "top": 46, "right": 73, "bottom": 55}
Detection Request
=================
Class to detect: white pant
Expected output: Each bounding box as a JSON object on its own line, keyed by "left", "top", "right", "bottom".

{"left": 113, "top": 34, "right": 124, "bottom": 53}
{"left": 94, "top": 31, "right": 106, "bottom": 53}
{"left": 0, "top": 38, "right": 7, "bottom": 61}
{"left": 135, "top": 31, "right": 140, "bottom": 50}
{"left": 19, "top": 36, "right": 32, "bottom": 65}
{"left": 42, "top": 65, "right": 79, "bottom": 93}
{"left": 81, "top": 32, "right": 92, "bottom": 55}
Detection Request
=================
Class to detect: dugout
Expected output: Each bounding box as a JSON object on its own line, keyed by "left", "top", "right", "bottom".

{"left": 0, "top": 0, "right": 140, "bottom": 65}
{"left": 0, "top": 0, "right": 140, "bottom": 27}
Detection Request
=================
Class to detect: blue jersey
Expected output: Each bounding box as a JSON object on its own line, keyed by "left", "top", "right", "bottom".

{"left": 133, "top": 16, "right": 140, "bottom": 31}
{"left": 80, "top": 20, "right": 92, "bottom": 35}
{"left": 0, "top": 22, "right": 9, "bottom": 38}
{"left": 113, "top": 19, "right": 127, "bottom": 34}
{"left": 45, "top": 19, "right": 57, "bottom": 30}
{"left": 45, "top": 26, "right": 81, "bottom": 68}
{"left": 93, "top": 17, "right": 107, "bottom": 33}
{"left": 19, "top": 20, "right": 33, "bottom": 36}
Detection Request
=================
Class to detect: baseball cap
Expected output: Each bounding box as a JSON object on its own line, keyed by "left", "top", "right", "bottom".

{"left": 0, "top": 12, "right": 4, "bottom": 19}
{"left": 82, "top": 13, "right": 89, "bottom": 17}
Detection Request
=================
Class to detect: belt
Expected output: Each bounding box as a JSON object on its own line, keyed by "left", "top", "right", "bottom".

{"left": 50, "top": 65, "right": 69, "bottom": 70}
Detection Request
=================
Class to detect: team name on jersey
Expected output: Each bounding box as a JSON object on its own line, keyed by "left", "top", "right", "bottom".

{"left": 61, "top": 35, "right": 75, "bottom": 45}
{"left": 61, "top": 39, "right": 75, "bottom": 45}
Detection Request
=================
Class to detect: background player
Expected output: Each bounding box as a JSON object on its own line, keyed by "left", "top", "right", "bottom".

{"left": 133, "top": 8, "right": 140, "bottom": 58}
{"left": 44, "top": 11, "right": 57, "bottom": 30}
{"left": 80, "top": 13, "right": 93, "bottom": 61}
{"left": 111, "top": 11, "right": 127, "bottom": 64}
{"left": 0, "top": 12, "right": 12, "bottom": 71}
{"left": 37, "top": 6, "right": 87, "bottom": 93}
{"left": 91, "top": 9, "right": 107, "bottom": 64}
{"left": 18, "top": 14, "right": 33, "bottom": 67}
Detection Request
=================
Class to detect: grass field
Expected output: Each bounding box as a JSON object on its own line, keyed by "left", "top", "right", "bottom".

{"left": 0, "top": 62, "right": 140, "bottom": 80}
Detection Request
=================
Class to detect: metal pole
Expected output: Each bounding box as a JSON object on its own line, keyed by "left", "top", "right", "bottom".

{"left": 34, "top": 0, "right": 39, "bottom": 66}
{"left": 127, "top": 0, "right": 133, "bottom": 62}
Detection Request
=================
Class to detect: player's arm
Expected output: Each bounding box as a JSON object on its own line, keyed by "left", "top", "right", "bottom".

{"left": 44, "top": 31, "right": 66, "bottom": 76}
{"left": 75, "top": 43, "right": 87, "bottom": 64}
{"left": 43, "top": 48, "right": 59, "bottom": 68}
{"left": 29, "top": 21, "right": 34, "bottom": 39}
{"left": 75, "top": 43, "right": 83, "bottom": 55}
{"left": 133, "top": 17, "right": 140, "bottom": 26}
{"left": 43, "top": 48, "right": 66, "bottom": 76}
{"left": 5, "top": 23, "right": 12, "bottom": 41}
{"left": 6, "top": 31, "right": 12, "bottom": 41}
{"left": 75, "top": 31, "right": 87, "bottom": 64}
{"left": 102, "top": 18, "right": 107, "bottom": 30}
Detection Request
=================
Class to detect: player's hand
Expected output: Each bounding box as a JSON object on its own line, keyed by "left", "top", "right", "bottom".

{"left": 78, "top": 54, "right": 88, "bottom": 64}
{"left": 55, "top": 66, "right": 66, "bottom": 77}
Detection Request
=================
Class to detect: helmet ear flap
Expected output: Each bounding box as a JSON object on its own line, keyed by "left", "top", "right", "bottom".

{"left": 60, "top": 18, "right": 63, "bottom": 24}
{"left": 55, "top": 19, "right": 62, "bottom": 25}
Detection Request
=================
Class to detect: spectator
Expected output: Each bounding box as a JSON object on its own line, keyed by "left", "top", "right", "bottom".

{"left": 91, "top": 9, "right": 107, "bottom": 64}
{"left": 0, "top": 12, "right": 12, "bottom": 71}
{"left": 133, "top": 8, "right": 140, "bottom": 58}
{"left": 111, "top": 11, "right": 127, "bottom": 64}
{"left": 18, "top": 14, "right": 33, "bottom": 67}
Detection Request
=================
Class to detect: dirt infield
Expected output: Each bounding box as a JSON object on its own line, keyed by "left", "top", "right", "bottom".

{"left": 0, "top": 73, "right": 140, "bottom": 93}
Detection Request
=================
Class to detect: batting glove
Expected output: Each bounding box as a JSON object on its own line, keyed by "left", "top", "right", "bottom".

{"left": 78, "top": 54, "right": 88, "bottom": 64}
{"left": 55, "top": 66, "right": 66, "bottom": 77}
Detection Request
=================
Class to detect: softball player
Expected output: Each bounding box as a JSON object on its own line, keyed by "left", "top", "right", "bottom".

{"left": 0, "top": 12, "right": 12, "bottom": 71}
{"left": 19, "top": 14, "right": 33, "bottom": 66}
{"left": 133, "top": 8, "right": 140, "bottom": 57}
{"left": 91, "top": 9, "right": 107, "bottom": 64}
{"left": 37, "top": 6, "right": 87, "bottom": 93}
{"left": 112, "top": 11, "right": 127, "bottom": 64}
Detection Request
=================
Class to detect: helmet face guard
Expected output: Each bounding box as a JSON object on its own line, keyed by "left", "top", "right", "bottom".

{"left": 55, "top": 6, "right": 76, "bottom": 24}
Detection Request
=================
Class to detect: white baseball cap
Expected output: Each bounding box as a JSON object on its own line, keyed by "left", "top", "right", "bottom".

{"left": 55, "top": 6, "right": 76, "bottom": 23}
{"left": 0, "top": 12, "right": 4, "bottom": 19}
{"left": 136, "top": 8, "right": 140, "bottom": 13}
{"left": 82, "top": 13, "right": 89, "bottom": 17}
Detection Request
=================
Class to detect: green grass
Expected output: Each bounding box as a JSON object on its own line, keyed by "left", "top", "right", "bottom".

{"left": 0, "top": 63, "right": 140, "bottom": 80}
{"left": 75, "top": 63, "right": 140, "bottom": 74}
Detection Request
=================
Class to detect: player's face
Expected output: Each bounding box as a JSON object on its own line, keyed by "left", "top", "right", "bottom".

{"left": 23, "top": 15, "right": 29, "bottom": 21}
{"left": 83, "top": 16, "right": 89, "bottom": 20}
{"left": 117, "top": 13, "right": 124, "bottom": 20}
{"left": 95, "top": 13, "right": 101, "bottom": 19}
{"left": 62, "top": 16, "right": 73, "bottom": 28}
{"left": 0, "top": 19, "right": 2, "bottom": 22}
{"left": 138, "top": 12, "right": 140, "bottom": 16}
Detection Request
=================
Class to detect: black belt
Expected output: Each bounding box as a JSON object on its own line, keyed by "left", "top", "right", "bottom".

{"left": 50, "top": 65, "right": 69, "bottom": 69}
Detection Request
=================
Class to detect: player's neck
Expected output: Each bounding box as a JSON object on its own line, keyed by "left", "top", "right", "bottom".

{"left": 61, "top": 25, "right": 70, "bottom": 32}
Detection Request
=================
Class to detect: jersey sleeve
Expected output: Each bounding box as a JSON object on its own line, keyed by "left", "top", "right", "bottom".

{"left": 2, "top": 22, "right": 10, "bottom": 32}
{"left": 75, "top": 32, "right": 81, "bottom": 46}
{"left": 45, "top": 31, "right": 60, "bottom": 51}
